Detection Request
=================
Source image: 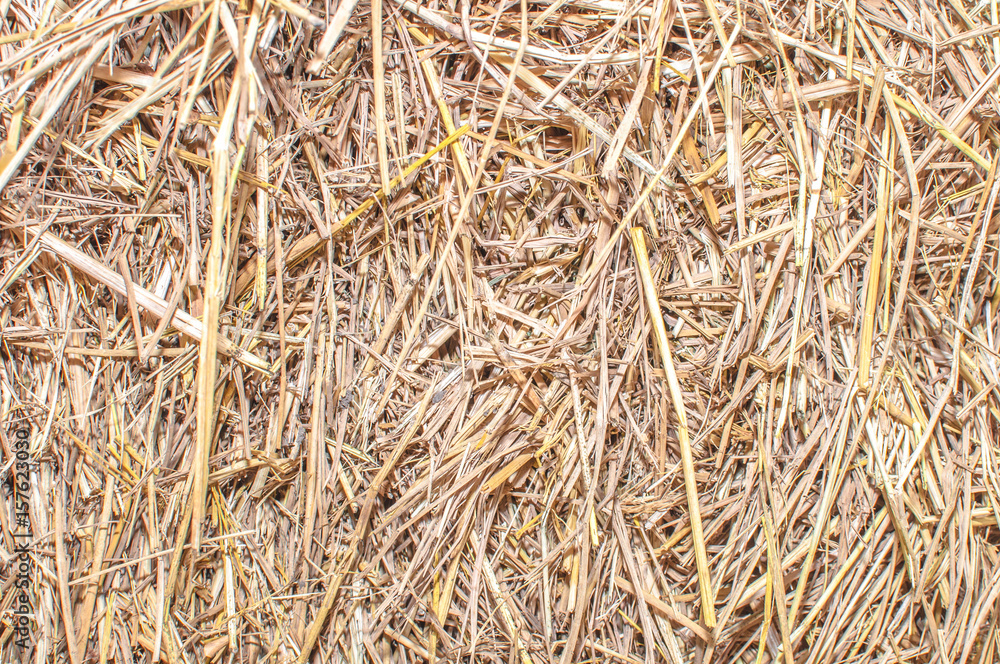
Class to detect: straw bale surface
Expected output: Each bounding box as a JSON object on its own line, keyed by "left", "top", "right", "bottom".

{"left": 1, "top": 0, "right": 1000, "bottom": 662}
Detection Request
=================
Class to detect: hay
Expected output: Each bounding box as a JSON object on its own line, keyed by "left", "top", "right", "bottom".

{"left": 1, "top": 0, "right": 1000, "bottom": 661}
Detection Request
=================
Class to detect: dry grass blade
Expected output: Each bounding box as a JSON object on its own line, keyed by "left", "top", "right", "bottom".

{"left": 631, "top": 226, "right": 715, "bottom": 629}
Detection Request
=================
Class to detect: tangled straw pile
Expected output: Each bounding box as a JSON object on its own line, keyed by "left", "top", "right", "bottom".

{"left": 3, "top": 0, "right": 1000, "bottom": 661}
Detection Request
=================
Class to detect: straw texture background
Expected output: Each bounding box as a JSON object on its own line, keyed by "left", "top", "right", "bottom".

{"left": 2, "top": 0, "right": 1000, "bottom": 662}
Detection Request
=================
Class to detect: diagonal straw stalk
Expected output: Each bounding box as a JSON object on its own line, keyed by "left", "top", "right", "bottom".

{"left": 630, "top": 226, "right": 716, "bottom": 629}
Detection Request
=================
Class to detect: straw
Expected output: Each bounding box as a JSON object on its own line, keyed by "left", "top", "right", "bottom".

{"left": 2, "top": 0, "right": 1000, "bottom": 662}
